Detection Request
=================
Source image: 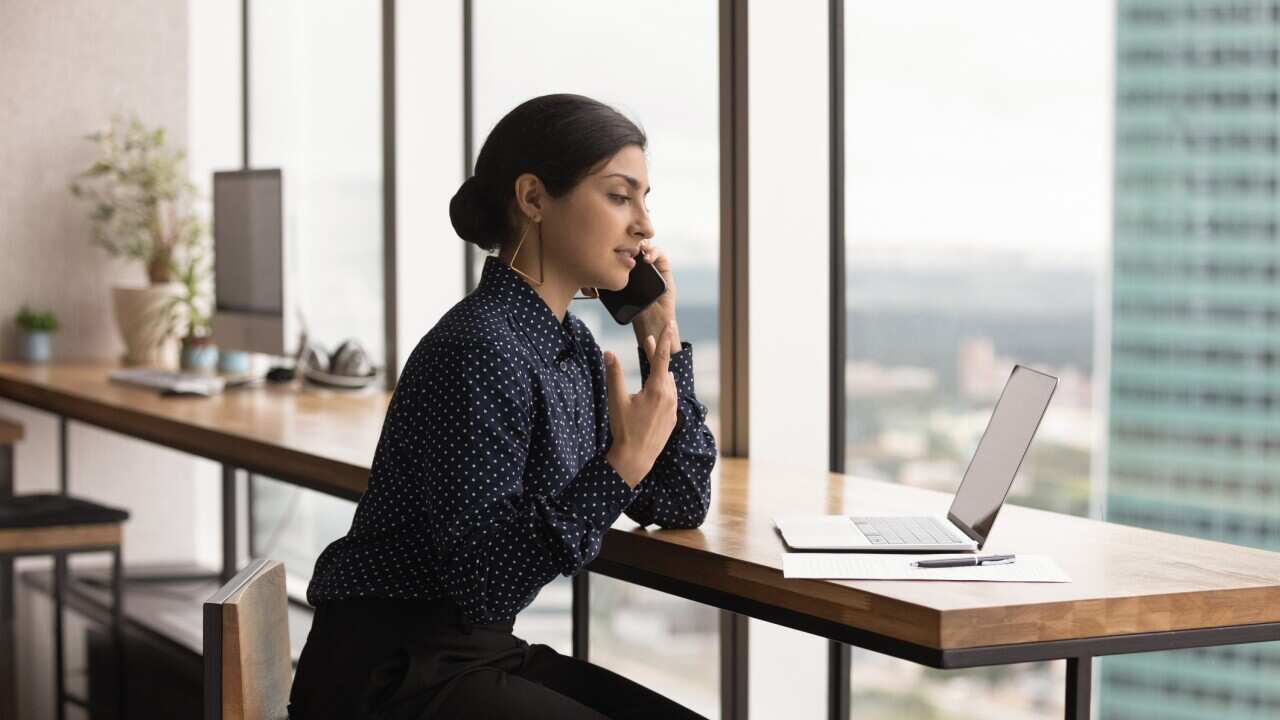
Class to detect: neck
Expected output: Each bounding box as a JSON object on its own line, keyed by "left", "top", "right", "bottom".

{"left": 497, "top": 245, "right": 575, "bottom": 324}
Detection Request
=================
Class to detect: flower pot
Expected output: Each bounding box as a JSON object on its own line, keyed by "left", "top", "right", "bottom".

{"left": 218, "top": 349, "right": 251, "bottom": 374}
{"left": 18, "top": 330, "right": 52, "bottom": 363}
{"left": 111, "top": 284, "right": 182, "bottom": 367}
{"left": 180, "top": 337, "right": 218, "bottom": 373}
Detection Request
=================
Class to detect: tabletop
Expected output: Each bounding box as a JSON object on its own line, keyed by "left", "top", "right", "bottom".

{"left": 4, "top": 361, "right": 1279, "bottom": 651}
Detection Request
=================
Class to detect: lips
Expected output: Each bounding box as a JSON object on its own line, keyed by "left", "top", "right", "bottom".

{"left": 615, "top": 249, "right": 637, "bottom": 268}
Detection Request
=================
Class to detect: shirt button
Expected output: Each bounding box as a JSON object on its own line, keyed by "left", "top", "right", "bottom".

{"left": 557, "top": 360, "right": 567, "bottom": 371}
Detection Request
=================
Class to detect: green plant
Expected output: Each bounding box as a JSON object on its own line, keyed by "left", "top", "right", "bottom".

{"left": 68, "top": 113, "right": 206, "bottom": 284}
{"left": 160, "top": 242, "right": 214, "bottom": 340}
{"left": 16, "top": 305, "right": 59, "bottom": 333}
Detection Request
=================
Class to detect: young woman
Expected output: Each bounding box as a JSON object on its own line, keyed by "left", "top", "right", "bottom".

{"left": 288, "top": 94, "right": 717, "bottom": 719}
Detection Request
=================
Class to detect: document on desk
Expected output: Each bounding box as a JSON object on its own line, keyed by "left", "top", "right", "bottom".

{"left": 782, "top": 553, "right": 1071, "bottom": 582}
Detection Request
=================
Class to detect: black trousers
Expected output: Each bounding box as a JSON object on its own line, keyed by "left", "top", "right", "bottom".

{"left": 288, "top": 595, "right": 708, "bottom": 719}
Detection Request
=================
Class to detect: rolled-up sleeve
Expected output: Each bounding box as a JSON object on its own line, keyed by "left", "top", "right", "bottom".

{"left": 411, "top": 341, "right": 637, "bottom": 623}
{"left": 622, "top": 341, "right": 718, "bottom": 529}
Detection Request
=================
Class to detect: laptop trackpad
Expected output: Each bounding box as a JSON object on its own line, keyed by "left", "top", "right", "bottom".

{"left": 776, "top": 515, "right": 861, "bottom": 548}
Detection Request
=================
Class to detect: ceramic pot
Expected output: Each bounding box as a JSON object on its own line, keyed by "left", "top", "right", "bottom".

{"left": 19, "top": 330, "right": 51, "bottom": 363}
{"left": 111, "top": 284, "right": 182, "bottom": 367}
{"left": 180, "top": 336, "right": 218, "bottom": 373}
{"left": 218, "top": 349, "right": 251, "bottom": 374}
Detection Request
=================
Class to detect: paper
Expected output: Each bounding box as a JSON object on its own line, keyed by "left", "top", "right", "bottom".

{"left": 782, "top": 553, "right": 1070, "bottom": 582}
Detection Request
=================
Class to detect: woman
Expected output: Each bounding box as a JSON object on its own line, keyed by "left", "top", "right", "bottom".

{"left": 288, "top": 93, "right": 717, "bottom": 719}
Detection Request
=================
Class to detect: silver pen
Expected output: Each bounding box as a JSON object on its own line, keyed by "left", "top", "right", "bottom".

{"left": 911, "top": 554, "right": 1016, "bottom": 568}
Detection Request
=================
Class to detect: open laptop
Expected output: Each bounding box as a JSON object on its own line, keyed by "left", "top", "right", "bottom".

{"left": 775, "top": 365, "right": 1057, "bottom": 552}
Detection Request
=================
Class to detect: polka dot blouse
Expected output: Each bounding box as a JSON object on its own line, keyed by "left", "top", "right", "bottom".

{"left": 306, "top": 254, "right": 718, "bottom": 623}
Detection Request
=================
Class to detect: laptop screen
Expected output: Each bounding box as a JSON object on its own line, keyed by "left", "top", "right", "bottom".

{"left": 947, "top": 365, "right": 1057, "bottom": 545}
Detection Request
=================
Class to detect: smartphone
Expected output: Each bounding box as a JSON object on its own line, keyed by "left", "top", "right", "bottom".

{"left": 596, "top": 258, "right": 667, "bottom": 324}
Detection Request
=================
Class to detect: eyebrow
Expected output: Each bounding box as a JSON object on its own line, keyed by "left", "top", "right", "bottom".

{"left": 604, "top": 173, "right": 651, "bottom": 195}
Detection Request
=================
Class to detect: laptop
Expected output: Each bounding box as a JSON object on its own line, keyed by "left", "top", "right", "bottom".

{"left": 774, "top": 365, "right": 1057, "bottom": 552}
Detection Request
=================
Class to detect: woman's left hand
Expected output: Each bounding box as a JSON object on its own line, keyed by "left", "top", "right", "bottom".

{"left": 630, "top": 241, "right": 682, "bottom": 354}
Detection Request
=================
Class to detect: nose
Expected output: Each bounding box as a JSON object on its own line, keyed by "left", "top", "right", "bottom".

{"left": 631, "top": 205, "right": 654, "bottom": 240}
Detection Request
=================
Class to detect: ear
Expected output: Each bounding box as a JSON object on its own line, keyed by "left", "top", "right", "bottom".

{"left": 513, "top": 173, "right": 545, "bottom": 221}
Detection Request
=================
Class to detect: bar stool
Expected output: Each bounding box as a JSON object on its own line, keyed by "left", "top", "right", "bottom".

{"left": 0, "top": 418, "right": 129, "bottom": 719}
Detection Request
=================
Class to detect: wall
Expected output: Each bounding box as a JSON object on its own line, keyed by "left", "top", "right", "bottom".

{"left": 0, "top": 2, "right": 229, "bottom": 716}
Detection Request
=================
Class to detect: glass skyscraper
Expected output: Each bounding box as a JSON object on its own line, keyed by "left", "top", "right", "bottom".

{"left": 1104, "top": 1, "right": 1280, "bottom": 718}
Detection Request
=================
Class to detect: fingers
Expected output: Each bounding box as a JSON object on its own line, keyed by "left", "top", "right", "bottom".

{"left": 646, "top": 323, "right": 673, "bottom": 381}
{"left": 603, "top": 351, "right": 628, "bottom": 409}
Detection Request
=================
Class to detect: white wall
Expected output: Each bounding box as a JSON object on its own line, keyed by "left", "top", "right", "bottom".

{"left": 748, "top": 0, "right": 832, "bottom": 717}
{"left": 0, "top": 1, "right": 231, "bottom": 715}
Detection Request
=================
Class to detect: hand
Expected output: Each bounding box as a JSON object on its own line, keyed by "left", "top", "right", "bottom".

{"left": 603, "top": 322, "right": 679, "bottom": 488}
{"left": 630, "top": 241, "right": 681, "bottom": 353}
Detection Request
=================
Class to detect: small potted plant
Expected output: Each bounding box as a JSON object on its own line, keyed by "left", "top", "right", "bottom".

{"left": 69, "top": 113, "right": 206, "bottom": 367}
{"left": 162, "top": 242, "right": 218, "bottom": 373}
{"left": 15, "top": 305, "right": 59, "bottom": 363}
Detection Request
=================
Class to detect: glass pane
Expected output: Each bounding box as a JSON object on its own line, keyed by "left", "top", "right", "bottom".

{"left": 473, "top": 1, "right": 720, "bottom": 715}
{"left": 251, "top": 475, "right": 356, "bottom": 595}
{"left": 246, "top": 0, "right": 382, "bottom": 589}
{"left": 1103, "top": 2, "right": 1280, "bottom": 717}
{"left": 843, "top": 1, "right": 1110, "bottom": 716}
{"left": 248, "top": 0, "right": 383, "bottom": 363}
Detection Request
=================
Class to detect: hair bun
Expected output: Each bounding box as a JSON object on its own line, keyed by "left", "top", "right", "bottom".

{"left": 449, "top": 175, "right": 499, "bottom": 251}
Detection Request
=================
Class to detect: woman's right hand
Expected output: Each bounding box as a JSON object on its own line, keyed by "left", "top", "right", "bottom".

{"left": 603, "top": 322, "right": 679, "bottom": 488}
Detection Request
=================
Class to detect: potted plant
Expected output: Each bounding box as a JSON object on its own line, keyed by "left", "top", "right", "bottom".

{"left": 162, "top": 241, "right": 219, "bottom": 373}
{"left": 15, "top": 305, "right": 59, "bottom": 363}
{"left": 68, "top": 113, "right": 206, "bottom": 367}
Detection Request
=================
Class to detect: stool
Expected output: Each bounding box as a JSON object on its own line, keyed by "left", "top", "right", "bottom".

{"left": 0, "top": 418, "right": 129, "bottom": 720}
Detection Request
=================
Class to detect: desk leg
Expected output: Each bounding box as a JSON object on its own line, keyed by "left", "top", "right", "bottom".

{"left": 572, "top": 572, "right": 589, "bottom": 661}
{"left": 58, "top": 416, "right": 68, "bottom": 495}
{"left": 720, "top": 610, "right": 748, "bottom": 720}
{"left": 1066, "top": 656, "right": 1092, "bottom": 719}
{"left": 221, "top": 465, "right": 239, "bottom": 583}
{"left": 1, "top": 443, "right": 15, "bottom": 720}
{"left": 828, "top": 641, "right": 850, "bottom": 720}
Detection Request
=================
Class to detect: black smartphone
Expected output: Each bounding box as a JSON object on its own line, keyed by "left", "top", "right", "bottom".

{"left": 596, "top": 258, "right": 667, "bottom": 324}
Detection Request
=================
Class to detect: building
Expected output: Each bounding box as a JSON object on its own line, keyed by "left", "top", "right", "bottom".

{"left": 1104, "top": 2, "right": 1280, "bottom": 718}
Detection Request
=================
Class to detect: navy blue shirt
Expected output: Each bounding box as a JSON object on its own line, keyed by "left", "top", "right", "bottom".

{"left": 307, "top": 254, "right": 717, "bottom": 623}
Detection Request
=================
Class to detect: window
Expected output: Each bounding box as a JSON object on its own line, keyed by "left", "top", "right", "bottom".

{"left": 246, "top": 0, "right": 381, "bottom": 589}
{"left": 472, "top": 2, "right": 720, "bottom": 715}
{"left": 842, "top": 2, "right": 1111, "bottom": 715}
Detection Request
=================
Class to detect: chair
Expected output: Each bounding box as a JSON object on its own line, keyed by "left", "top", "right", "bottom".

{"left": 203, "top": 557, "right": 291, "bottom": 720}
{"left": 0, "top": 417, "right": 129, "bottom": 720}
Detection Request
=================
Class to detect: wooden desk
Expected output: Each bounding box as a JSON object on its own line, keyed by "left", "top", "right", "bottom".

{"left": 3, "top": 362, "right": 1280, "bottom": 720}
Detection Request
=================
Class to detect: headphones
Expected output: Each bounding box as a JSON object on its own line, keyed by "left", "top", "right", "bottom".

{"left": 301, "top": 338, "right": 375, "bottom": 377}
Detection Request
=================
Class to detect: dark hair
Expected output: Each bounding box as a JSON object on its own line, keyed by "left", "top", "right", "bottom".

{"left": 449, "top": 93, "right": 647, "bottom": 252}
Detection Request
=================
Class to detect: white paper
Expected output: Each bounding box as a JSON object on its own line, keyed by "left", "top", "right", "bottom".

{"left": 782, "top": 553, "right": 1070, "bottom": 582}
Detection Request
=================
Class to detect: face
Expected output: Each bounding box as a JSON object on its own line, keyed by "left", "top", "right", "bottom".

{"left": 523, "top": 145, "right": 655, "bottom": 292}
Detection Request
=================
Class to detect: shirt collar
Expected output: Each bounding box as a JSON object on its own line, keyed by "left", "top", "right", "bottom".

{"left": 478, "top": 254, "right": 579, "bottom": 366}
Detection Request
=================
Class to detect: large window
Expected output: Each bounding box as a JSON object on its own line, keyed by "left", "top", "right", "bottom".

{"left": 246, "top": 0, "right": 381, "bottom": 591}
{"left": 200, "top": 1, "right": 1280, "bottom": 715}
{"left": 472, "top": 1, "right": 721, "bottom": 715}
{"left": 842, "top": 2, "right": 1111, "bottom": 716}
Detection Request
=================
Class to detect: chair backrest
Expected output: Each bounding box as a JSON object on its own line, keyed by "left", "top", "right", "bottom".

{"left": 204, "top": 558, "right": 291, "bottom": 720}
{"left": 0, "top": 417, "right": 22, "bottom": 446}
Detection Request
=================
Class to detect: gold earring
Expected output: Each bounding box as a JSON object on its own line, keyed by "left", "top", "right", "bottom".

{"left": 508, "top": 220, "right": 545, "bottom": 286}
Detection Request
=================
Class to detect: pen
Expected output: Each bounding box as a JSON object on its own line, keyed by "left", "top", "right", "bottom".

{"left": 911, "top": 554, "right": 1016, "bottom": 568}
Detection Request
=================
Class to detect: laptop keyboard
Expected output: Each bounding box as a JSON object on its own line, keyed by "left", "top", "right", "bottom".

{"left": 851, "top": 517, "right": 967, "bottom": 545}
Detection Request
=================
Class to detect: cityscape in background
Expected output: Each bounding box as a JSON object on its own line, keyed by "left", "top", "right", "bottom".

{"left": 1102, "top": 2, "right": 1280, "bottom": 719}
